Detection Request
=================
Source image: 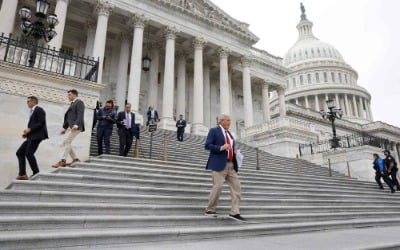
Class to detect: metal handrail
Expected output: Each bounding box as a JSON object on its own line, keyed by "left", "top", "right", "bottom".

{"left": 0, "top": 33, "right": 99, "bottom": 82}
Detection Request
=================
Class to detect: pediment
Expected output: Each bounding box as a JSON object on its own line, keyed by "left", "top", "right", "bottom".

{"left": 155, "top": 0, "right": 259, "bottom": 44}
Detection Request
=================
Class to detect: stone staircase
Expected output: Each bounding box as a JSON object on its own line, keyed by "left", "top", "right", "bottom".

{"left": 0, "top": 127, "right": 399, "bottom": 249}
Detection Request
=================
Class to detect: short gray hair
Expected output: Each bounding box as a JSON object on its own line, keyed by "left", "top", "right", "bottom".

{"left": 217, "top": 114, "right": 230, "bottom": 123}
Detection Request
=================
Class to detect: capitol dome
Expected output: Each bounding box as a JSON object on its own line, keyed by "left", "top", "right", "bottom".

{"left": 280, "top": 3, "right": 373, "bottom": 124}
{"left": 283, "top": 12, "right": 344, "bottom": 67}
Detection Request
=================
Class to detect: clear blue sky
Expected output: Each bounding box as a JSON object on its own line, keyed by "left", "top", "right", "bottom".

{"left": 212, "top": 0, "right": 400, "bottom": 127}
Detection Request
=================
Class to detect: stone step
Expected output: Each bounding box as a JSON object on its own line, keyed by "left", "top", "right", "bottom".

{"left": 43, "top": 169, "right": 381, "bottom": 196}
{"left": 1, "top": 212, "right": 400, "bottom": 232}
{"left": 1, "top": 218, "right": 400, "bottom": 250}
{"left": 8, "top": 179, "right": 397, "bottom": 201}
{"left": 84, "top": 158, "right": 360, "bottom": 184}
{"left": 91, "top": 156, "right": 341, "bottom": 177}
{"left": 1, "top": 189, "right": 398, "bottom": 207}
{"left": 32, "top": 173, "right": 398, "bottom": 201}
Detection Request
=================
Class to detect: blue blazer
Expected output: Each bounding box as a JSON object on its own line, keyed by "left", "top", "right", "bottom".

{"left": 205, "top": 126, "right": 238, "bottom": 172}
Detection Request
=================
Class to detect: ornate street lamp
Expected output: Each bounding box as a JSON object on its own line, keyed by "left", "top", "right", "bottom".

{"left": 19, "top": 0, "right": 59, "bottom": 67}
{"left": 142, "top": 26, "right": 151, "bottom": 71}
{"left": 320, "top": 99, "right": 343, "bottom": 149}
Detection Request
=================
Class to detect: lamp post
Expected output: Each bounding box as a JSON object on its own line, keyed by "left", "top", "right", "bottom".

{"left": 320, "top": 99, "right": 343, "bottom": 149}
{"left": 19, "top": 0, "right": 59, "bottom": 67}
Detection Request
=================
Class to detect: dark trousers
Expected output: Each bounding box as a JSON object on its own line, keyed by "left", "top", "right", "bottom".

{"left": 388, "top": 168, "right": 400, "bottom": 190}
{"left": 118, "top": 128, "right": 133, "bottom": 156}
{"left": 16, "top": 139, "right": 42, "bottom": 176}
{"left": 375, "top": 171, "right": 394, "bottom": 191}
{"left": 177, "top": 129, "right": 184, "bottom": 141}
{"left": 97, "top": 126, "right": 112, "bottom": 155}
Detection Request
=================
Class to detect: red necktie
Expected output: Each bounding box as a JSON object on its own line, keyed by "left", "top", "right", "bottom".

{"left": 225, "top": 130, "right": 233, "bottom": 161}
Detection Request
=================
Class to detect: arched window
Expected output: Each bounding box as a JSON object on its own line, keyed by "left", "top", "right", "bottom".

{"left": 338, "top": 73, "right": 342, "bottom": 83}
{"left": 292, "top": 77, "right": 296, "bottom": 88}
{"left": 331, "top": 72, "right": 335, "bottom": 82}
{"left": 323, "top": 72, "right": 328, "bottom": 82}
{"left": 300, "top": 75, "right": 304, "bottom": 85}
{"left": 315, "top": 73, "right": 320, "bottom": 83}
{"left": 307, "top": 74, "right": 311, "bottom": 84}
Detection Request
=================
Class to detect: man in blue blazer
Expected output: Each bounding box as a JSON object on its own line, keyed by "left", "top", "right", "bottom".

{"left": 204, "top": 114, "right": 245, "bottom": 222}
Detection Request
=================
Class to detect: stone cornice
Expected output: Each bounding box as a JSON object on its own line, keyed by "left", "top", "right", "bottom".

{"left": 0, "top": 62, "right": 104, "bottom": 109}
{"left": 285, "top": 83, "right": 371, "bottom": 100}
{"left": 148, "top": 0, "right": 259, "bottom": 44}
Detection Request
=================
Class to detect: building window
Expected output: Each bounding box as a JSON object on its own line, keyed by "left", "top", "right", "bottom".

{"left": 344, "top": 74, "right": 348, "bottom": 83}
{"left": 323, "top": 72, "right": 328, "bottom": 82}
{"left": 292, "top": 77, "right": 296, "bottom": 88}
{"left": 317, "top": 48, "right": 321, "bottom": 56}
{"left": 315, "top": 73, "right": 320, "bottom": 83}
{"left": 300, "top": 75, "right": 304, "bottom": 85}
{"left": 338, "top": 73, "right": 342, "bottom": 83}
{"left": 286, "top": 80, "right": 289, "bottom": 88}
{"left": 307, "top": 74, "right": 311, "bottom": 84}
{"left": 331, "top": 72, "right": 335, "bottom": 82}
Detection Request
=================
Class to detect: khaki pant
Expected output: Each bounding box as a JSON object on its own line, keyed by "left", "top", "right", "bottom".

{"left": 206, "top": 162, "right": 241, "bottom": 215}
{"left": 60, "top": 128, "right": 80, "bottom": 160}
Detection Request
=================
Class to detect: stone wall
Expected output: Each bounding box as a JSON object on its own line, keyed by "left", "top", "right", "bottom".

{"left": 0, "top": 62, "right": 104, "bottom": 188}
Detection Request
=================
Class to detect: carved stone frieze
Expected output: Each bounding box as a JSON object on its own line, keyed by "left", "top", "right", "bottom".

{"left": 0, "top": 63, "right": 102, "bottom": 109}
{"left": 149, "top": 0, "right": 258, "bottom": 43}
{"left": 0, "top": 78, "right": 98, "bottom": 108}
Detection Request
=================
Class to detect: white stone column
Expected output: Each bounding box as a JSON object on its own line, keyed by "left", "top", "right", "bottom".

{"left": 261, "top": 81, "right": 270, "bottom": 122}
{"left": 219, "top": 47, "right": 231, "bottom": 115}
{"left": 203, "top": 63, "right": 211, "bottom": 127}
{"left": 84, "top": 21, "right": 96, "bottom": 57}
{"left": 305, "top": 96, "right": 309, "bottom": 109}
{"left": 363, "top": 98, "right": 369, "bottom": 120}
{"left": 367, "top": 100, "right": 373, "bottom": 121}
{"left": 160, "top": 26, "right": 177, "bottom": 129}
{"left": 0, "top": 0, "right": 18, "bottom": 36}
{"left": 241, "top": 56, "right": 254, "bottom": 127}
{"left": 278, "top": 87, "right": 287, "bottom": 117}
{"left": 126, "top": 15, "right": 146, "bottom": 124}
{"left": 314, "top": 95, "right": 319, "bottom": 111}
{"left": 175, "top": 51, "right": 186, "bottom": 119}
{"left": 357, "top": 96, "right": 363, "bottom": 118}
{"left": 148, "top": 42, "right": 161, "bottom": 109}
{"left": 191, "top": 37, "right": 208, "bottom": 134}
{"left": 344, "top": 94, "right": 351, "bottom": 117}
{"left": 114, "top": 33, "right": 131, "bottom": 109}
{"left": 92, "top": 0, "right": 114, "bottom": 83}
{"left": 324, "top": 94, "right": 329, "bottom": 110}
{"left": 352, "top": 95, "right": 359, "bottom": 117}
{"left": 335, "top": 93, "right": 340, "bottom": 110}
{"left": 48, "top": 0, "right": 70, "bottom": 49}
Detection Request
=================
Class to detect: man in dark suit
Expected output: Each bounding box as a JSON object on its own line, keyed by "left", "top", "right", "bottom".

{"left": 96, "top": 100, "right": 116, "bottom": 155}
{"left": 16, "top": 96, "right": 48, "bottom": 180}
{"left": 204, "top": 114, "right": 245, "bottom": 222}
{"left": 146, "top": 105, "right": 159, "bottom": 126}
{"left": 117, "top": 103, "right": 135, "bottom": 156}
{"left": 176, "top": 114, "right": 186, "bottom": 141}
{"left": 52, "top": 89, "right": 85, "bottom": 168}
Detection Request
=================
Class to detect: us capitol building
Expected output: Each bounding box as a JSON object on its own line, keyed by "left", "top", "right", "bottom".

{"left": 0, "top": 0, "right": 399, "bottom": 187}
